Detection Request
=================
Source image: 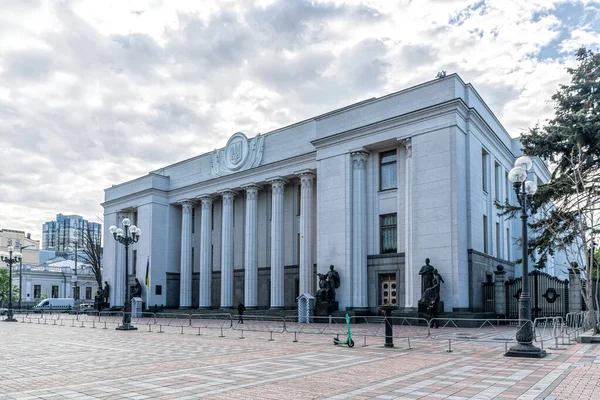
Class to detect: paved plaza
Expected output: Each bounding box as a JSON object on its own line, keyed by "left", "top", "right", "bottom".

{"left": 1, "top": 320, "right": 600, "bottom": 399}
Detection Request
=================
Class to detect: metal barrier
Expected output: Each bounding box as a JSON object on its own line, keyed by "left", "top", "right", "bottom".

{"left": 154, "top": 313, "right": 191, "bottom": 334}
{"left": 284, "top": 315, "right": 350, "bottom": 343}
{"left": 190, "top": 313, "right": 232, "bottom": 337}
{"left": 232, "top": 315, "right": 285, "bottom": 341}
{"left": 349, "top": 316, "right": 430, "bottom": 348}
{"left": 99, "top": 311, "right": 124, "bottom": 329}
{"left": 131, "top": 312, "right": 157, "bottom": 331}
{"left": 533, "top": 317, "right": 564, "bottom": 350}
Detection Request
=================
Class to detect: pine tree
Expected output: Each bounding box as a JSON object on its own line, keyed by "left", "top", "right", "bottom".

{"left": 521, "top": 48, "right": 600, "bottom": 333}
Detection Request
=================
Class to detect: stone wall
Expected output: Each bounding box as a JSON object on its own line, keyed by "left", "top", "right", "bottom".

{"left": 468, "top": 249, "right": 514, "bottom": 312}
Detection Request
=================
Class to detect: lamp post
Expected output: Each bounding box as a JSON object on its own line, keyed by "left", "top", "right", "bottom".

{"left": 66, "top": 243, "right": 79, "bottom": 302}
{"left": 505, "top": 155, "right": 546, "bottom": 358}
{"left": 1, "top": 246, "right": 22, "bottom": 322}
{"left": 109, "top": 218, "right": 140, "bottom": 331}
{"left": 18, "top": 244, "right": 35, "bottom": 310}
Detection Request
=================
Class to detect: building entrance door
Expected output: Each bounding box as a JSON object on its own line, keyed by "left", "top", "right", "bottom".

{"left": 380, "top": 274, "right": 397, "bottom": 305}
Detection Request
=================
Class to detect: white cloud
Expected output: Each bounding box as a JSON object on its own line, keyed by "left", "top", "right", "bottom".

{"left": 0, "top": 0, "right": 596, "bottom": 239}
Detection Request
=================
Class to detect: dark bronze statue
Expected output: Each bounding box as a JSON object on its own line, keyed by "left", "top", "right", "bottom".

{"left": 131, "top": 278, "right": 142, "bottom": 299}
{"left": 317, "top": 265, "right": 340, "bottom": 302}
{"left": 420, "top": 268, "right": 444, "bottom": 328}
{"left": 103, "top": 281, "right": 110, "bottom": 303}
{"left": 418, "top": 258, "right": 435, "bottom": 295}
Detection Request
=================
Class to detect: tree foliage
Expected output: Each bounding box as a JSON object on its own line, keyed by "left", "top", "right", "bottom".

{"left": 82, "top": 225, "right": 103, "bottom": 288}
{"left": 0, "top": 268, "right": 19, "bottom": 306}
{"left": 519, "top": 48, "right": 600, "bottom": 332}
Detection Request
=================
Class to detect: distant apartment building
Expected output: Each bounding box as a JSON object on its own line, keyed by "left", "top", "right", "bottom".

{"left": 0, "top": 228, "right": 40, "bottom": 264}
{"left": 42, "top": 214, "right": 102, "bottom": 252}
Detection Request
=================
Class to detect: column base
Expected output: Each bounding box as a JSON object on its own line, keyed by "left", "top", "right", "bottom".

{"left": 269, "top": 306, "right": 284, "bottom": 310}
{"left": 3, "top": 318, "right": 18, "bottom": 323}
{"left": 504, "top": 343, "right": 547, "bottom": 358}
{"left": 197, "top": 306, "right": 212, "bottom": 310}
{"left": 179, "top": 306, "right": 192, "bottom": 310}
{"left": 115, "top": 324, "right": 138, "bottom": 331}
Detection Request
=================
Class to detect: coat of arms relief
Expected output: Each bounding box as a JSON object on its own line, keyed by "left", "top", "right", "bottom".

{"left": 211, "top": 132, "right": 264, "bottom": 178}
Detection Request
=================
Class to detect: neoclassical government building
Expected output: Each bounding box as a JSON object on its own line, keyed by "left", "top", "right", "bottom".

{"left": 103, "top": 74, "right": 563, "bottom": 314}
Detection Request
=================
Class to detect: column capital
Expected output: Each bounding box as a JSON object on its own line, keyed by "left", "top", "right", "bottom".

{"left": 399, "top": 137, "right": 412, "bottom": 156}
{"left": 294, "top": 169, "right": 316, "bottom": 177}
{"left": 195, "top": 195, "right": 214, "bottom": 207}
{"left": 218, "top": 189, "right": 237, "bottom": 198}
{"left": 241, "top": 183, "right": 261, "bottom": 192}
{"left": 350, "top": 150, "right": 369, "bottom": 170}
{"left": 177, "top": 199, "right": 195, "bottom": 208}
{"left": 266, "top": 176, "right": 287, "bottom": 185}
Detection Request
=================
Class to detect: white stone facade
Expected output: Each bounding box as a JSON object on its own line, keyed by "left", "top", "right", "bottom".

{"left": 102, "top": 74, "right": 566, "bottom": 313}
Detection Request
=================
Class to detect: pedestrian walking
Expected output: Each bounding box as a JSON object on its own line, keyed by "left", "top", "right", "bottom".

{"left": 237, "top": 302, "right": 246, "bottom": 324}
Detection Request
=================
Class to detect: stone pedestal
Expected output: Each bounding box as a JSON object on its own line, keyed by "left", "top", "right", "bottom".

{"left": 379, "top": 305, "right": 399, "bottom": 347}
{"left": 494, "top": 265, "right": 507, "bottom": 317}
{"left": 131, "top": 297, "right": 143, "bottom": 318}
{"left": 315, "top": 301, "right": 339, "bottom": 317}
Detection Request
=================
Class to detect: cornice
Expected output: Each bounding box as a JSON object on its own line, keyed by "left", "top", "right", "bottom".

{"left": 310, "top": 99, "right": 469, "bottom": 150}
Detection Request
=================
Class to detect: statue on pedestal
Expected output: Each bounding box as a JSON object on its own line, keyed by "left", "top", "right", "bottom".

{"left": 316, "top": 265, "right": 340, "bottom": 303}
{"left": 103, "top": 281, "right": 110, "bottom": 303}
{"left": 131, "top": 278, "right": 142, "bottom": 299}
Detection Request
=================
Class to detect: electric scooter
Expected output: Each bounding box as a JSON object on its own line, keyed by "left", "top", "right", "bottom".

{"left": 333, "top": 313, "right": 355, "bottom": 348}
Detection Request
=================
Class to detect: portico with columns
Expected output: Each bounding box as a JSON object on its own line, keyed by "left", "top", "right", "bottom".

{"left": 103, "top": 74, "right": 553, "bottom": 315}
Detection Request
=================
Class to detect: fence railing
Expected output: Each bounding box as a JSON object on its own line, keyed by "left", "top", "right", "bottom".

{"left": 4, "top": 309, "right": 595, "bottom": 351}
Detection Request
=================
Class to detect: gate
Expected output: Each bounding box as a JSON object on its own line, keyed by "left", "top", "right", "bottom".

{"left": 505, "top": 270, "right": 569, "bottom": 319}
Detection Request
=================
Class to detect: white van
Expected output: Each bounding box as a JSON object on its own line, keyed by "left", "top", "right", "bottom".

{"left": 33, "top": 298, "right": 74, "bottom": 312}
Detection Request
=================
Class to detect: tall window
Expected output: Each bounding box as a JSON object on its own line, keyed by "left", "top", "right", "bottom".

{"left": 380, "top": 214, "right": 397, "bottom": 254}
{"left": 86, "top": 287, "right": 92, "bottom": 300}
{"left": 483, "top": 215, "right": 488, "bottom": 253}
{"left": 52, "top": 286, "right": 59, "bottom": 298}
{"left": 496, "top": 222, "right": 501, "bottom": 257}
{"left": 380, "top": 150, "right": 397, "bottom": 191}
{"left": 482, "top": 149, "right": 489, "bottom": 191}
{"left": 34, "top": 285, "right": 41, "bottom": 299}
{"left": 506, "top": 228, "right": 511, "bottom": 261}
{"left": 494, "top": 162, "right": 501, "bottom": 200}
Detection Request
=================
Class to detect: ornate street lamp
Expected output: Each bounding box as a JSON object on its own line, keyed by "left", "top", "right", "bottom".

{"left": 109, "top": 218, "right": 141, "bottom": 331}
{"left": 505, "top": 155, "right": 546, "bottom": 358}
{"left": 1, "top": 246, "right": 22, "bottom": 322}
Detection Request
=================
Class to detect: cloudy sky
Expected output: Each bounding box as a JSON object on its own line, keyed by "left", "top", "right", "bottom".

{"left": 0, "top": 0, "right": 599, "bottom": 242}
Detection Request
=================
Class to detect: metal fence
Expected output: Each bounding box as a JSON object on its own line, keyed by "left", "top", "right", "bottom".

{"left": 4, "top": 309, "right": 595, "bottom": 352}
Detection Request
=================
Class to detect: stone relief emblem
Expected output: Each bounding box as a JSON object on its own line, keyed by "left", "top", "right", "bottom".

{"left": 211, "top": 132, "right": 264, "bottom": 177}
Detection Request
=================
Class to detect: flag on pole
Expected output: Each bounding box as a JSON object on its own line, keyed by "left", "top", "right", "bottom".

{"left": 145, "top": 257, "right": 150, "bottom": 287}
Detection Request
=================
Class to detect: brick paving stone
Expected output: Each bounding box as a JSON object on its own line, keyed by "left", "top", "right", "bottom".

{"left": 2, "top": 320, "right": 600, "bottom": 399}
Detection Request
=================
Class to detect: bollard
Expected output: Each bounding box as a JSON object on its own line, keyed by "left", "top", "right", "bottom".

{"left": 197, "top": 327, "right": 202, "bottom": 336}
{"left": 53, "top": 320, "right": 56, "bottom": 326}
{"left": 103, "top": 321, "right": 107, "bottom": 329}
{"left": 293, "top": 332, "right": 298, "bottom": 343}
{"left": 92, "top": 320, "right": 96, "bottom": 329}
{"left": 181, "top": 326, "right": 184, "bottom": 335}
{"left": 71, "top": 319, "right": 75, "bottom": 327}
{"left": 363, "top": 336, "right": 367, "bottom": 347}
{"left": 81, "top": 321, "right": 85, "bottom": 328}
{"left": 147, "top": 325, "right": 152, "bottom": 332}
{"left": 240, "top": 330, "right": 245, "bottom": 339}
{"left": 269, "top": 331, "right": 274, "bottom": 341}
{"left": 407, "top": 337, "right": 412, "bottom": 350}
{"left": 158, "top": 325, "right": 164, "bottom": 333}
{"left": 219, "top": 327, "right": 225, "bottom": 337}
{"left": 447, "top": 339, "right": 453, "bottom": 353}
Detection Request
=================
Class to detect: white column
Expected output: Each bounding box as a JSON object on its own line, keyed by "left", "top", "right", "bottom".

{"left": 268, "top": 178, "right": 286, "bottom": 308}
{"left": 114, "top": 213, "right": 126, "bottom": 307}
{"left": 243, "top": 184, "right": 260, "bottom": 308}
{"left": 402, "top": 138, "right": 415, "bottom": 308}
{"left": 179, "top": 200, "right": 194, "bottom": 308}
{"left": 220, "top": 190, "right": 236, "bottom": 308}
{"left": 298, "top": 171, "right": 315, "bottom": 295}
{"left": 198, "top": 195, "right": 213, "bottom": 309}
{"left": 351, "top": 151, "right": 369, "bottom": 309}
